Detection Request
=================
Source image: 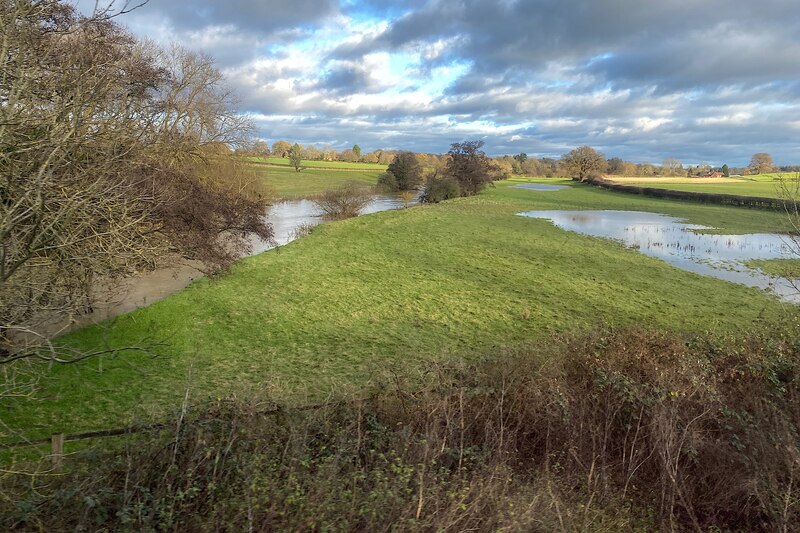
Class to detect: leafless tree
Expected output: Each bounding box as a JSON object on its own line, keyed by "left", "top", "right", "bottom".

{"left": 0, "top": 1, "right": 271, "bottom": 396}
{"left": 562, "top": 146, "right": 607, "bottom": 181}
{"left": 313, "top": 183, "right": 371, "bottom": 220}
{"left": 662, "top": 158, "right": 683, "bottom": 176}
{"left": 749, "top": 152, "right": 775, "bottom": 174}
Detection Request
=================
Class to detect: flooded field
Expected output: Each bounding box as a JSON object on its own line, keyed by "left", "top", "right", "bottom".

{"left": 519, "top": 209, "right": 799, "bottom": 301}
{"left": 512, "top": 183, "right": 570, "bottom": 191}
{"left": 253, "top": 194, "right": 415, "bottom": 253}
{"left": 82, "top": 194, "right": 417, "bottom": 326}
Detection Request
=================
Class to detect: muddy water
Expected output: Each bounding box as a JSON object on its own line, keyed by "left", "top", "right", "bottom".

{"left": 78, "top": 194, "right": 418, "bottom": 327}
{"left": 518, "top": 209, "right": 800, "bottom": 302}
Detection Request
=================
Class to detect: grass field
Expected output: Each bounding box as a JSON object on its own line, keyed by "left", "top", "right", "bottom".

{"left": 245, "top": 156, "right": 388, "bottom": 170}
{"left": 606, "top": 174, "right": 800, "bottom": 198}
{"left": 244, "top": 163, "right": 382, "bottom": 199}
{"left": 3, "top": 178, "right": 797, "bottom": 444}
{"left": 747, "top": 258, "right": 800, "bottom": 278}
{"left": 741, "top": 172, "right": 800, "bottom": 181}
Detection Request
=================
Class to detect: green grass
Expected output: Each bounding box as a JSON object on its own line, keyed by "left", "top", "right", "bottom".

{"left": 746, "top": 258, "right": 800, "bottom": 278}
{"left": 3, "top": 178, "right": 797, "bottom": 443}
{"left": 245, "top": 163, "right": 381, "bottom": 199}
{"left": 740, "top": 172, "right": 800, "bottom": 182}
{"left": 616, "top": 178, "right": 800, "bottom": 199}
{"left": 245, "top": 156, "right": 388, "bottom": 170}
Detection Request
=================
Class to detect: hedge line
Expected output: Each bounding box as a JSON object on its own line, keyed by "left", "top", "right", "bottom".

{"left": 585, "top": 177, "right": 793, "bottom": 210}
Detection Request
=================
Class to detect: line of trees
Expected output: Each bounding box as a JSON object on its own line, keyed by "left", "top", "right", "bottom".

{"left": 374, "top": 142, "right": 501, "bottom": 202}
{"left": 1, "top": 1, "right": 271, "bottom": 371}
{"left": 243, "top": 140, "right": 397, "bottom": 165}
{"left": 494, "top": 149, "right": 794, "bottom": 180}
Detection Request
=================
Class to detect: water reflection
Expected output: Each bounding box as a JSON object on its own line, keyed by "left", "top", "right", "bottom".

{"left": 80, "top": 193, "right": 417, "bottom": 326}
{"left": 518, "top": 210, "right": 799, "bottom": 302}
{"left": 512, "top": 183, "right": 570, "bottom": 191}
{"left": 252, "top": 193, "right": 419, "bottom": 253}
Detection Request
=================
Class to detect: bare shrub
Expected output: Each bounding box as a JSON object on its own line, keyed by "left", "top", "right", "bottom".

{"left": 400, "top": 190, "right": 415, "bottom": 208}
{"left": 312, "top": 182, "right": 371, "bottom": 220}
{"left": 0, "top": 2, "right": 271, "bottom": 395}
{"left": 290, "top": 222, "right": 316, "bottom": 240}
{"left": 4, "top": 327, "right": 800, "bottom": 531}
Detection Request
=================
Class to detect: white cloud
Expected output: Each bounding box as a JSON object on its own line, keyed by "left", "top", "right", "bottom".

{"left": 91, "top": 0, "right": 800, "bottom": 163}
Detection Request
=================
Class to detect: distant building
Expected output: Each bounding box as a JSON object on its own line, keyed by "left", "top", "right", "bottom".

{"left": 699, "top": 170, "right": 724, "bottom": 178}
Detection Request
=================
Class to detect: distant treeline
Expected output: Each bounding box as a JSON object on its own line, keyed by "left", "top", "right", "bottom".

{"left": 236, "top": 140, "right": 799, "bottom": 181}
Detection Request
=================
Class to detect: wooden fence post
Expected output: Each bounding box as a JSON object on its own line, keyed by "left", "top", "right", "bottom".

{"left": 51, "top": 433, "right": 65, "bottom": 471}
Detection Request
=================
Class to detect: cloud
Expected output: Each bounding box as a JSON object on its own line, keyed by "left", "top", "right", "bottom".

{"left": 75, "top": 0, "right": 800, "bottom": 164}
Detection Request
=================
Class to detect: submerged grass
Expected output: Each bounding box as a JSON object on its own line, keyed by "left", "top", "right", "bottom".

{"left": 2, "top": 179, "right": 798, "bottom": 443}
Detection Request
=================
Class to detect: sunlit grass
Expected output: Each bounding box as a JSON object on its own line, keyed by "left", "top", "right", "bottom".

{"left": 244, "top": 156, "right": 388, "bottom": 170}
{"left": 3, "top": 178, "right": 796, "bottom": 443}
{"left": 607, "top": 176, "right": 799, "bottom": 198}
{"left": 244, "top": 163, "right": 382, "bottom": 199}
{"left": 747, "top": 258, "right": 800, "bottom": 278}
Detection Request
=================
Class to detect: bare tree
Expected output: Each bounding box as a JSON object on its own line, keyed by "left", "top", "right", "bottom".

{"left": 313, "top": 183, "right": 371, "bottom": 220}
{"left": 749, "top": 153, "right": 775, "bottom": 174}
{"left": 562, "top": 146, "right": 606, "bottom": 181}
{"left": 272, "top": 140, "right": 292, "bottom": 158}
{"left": 1, "top": 1, "right": 270, "bottom": 394}
{"left": 662, "top": 158, "right": 683, "bottom": 176}
{"left": 301, "top": 144, "right": 321, "bottom": 160}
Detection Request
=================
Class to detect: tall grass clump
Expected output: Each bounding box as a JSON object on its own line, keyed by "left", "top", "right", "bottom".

{"left": 3, "top": 327, "right": 800, "bottom": 531}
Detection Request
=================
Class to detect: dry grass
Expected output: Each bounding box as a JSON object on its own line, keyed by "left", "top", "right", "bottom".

{"left": 4, "top": 327, "right": 799, "bottom": 532}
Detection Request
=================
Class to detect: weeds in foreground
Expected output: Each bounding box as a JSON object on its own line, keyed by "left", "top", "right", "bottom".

{"left": 3, "top": 327, "right": 800, "bottom": 531}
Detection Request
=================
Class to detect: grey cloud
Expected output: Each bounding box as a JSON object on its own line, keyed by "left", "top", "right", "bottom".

{"left": 125, "top": 0, "right": 338, "bottom": 35}
{"left": 318, "top": 63, "right": 382, "bottom": 94}
{"left": 355, "top": 0, "right": 800, "bottom": 89}
{"left": 88, "top": 0, "right": 800, "bottom": 165}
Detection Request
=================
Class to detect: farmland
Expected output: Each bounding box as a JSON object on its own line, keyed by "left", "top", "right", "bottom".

{"left": 605, "top": 174, "right": 800, "bottom": 198}
{"left": 242, "top": 161, "right": 383, "bottom": 199}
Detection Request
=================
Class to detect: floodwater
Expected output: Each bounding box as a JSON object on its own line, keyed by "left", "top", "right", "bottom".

{"left": 518, "top": 210, "right": 800, "bottom": 302}
{"left": 81, "top": 193, "right": 418, "bottom": 326}
{"left": 253, "top": 194, "right": 416, "bottom": 253}
{"left": 512, "top": 183, "right": 570, "bottom": 191}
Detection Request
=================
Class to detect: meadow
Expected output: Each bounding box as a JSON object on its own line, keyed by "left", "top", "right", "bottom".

{"left": 606, "top": 174, "right": 800, "bottom": 198}
{"left": 243, "top": 162, "right": 382, "bottom": 199}
{"left": 748, "top": 258, "right": 800, "bottom": 278}
{"left": 3, "top": 178, "right": 796, "bottom": 444}
{"left": 244, "top": 156, "right": 389, "bottom": 170}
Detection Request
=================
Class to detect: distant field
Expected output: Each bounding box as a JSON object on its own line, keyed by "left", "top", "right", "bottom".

{"left": 243, "top": 163, "right": 381, "bottom": 199}
{"left": 605, "top": 175, "right": 799, "bottom": 199}
{"left": 245, "top": 156, "right": 388, "bottom": 170}
{"left": 5, "top": 178, "right": 796, "bottom": 444}
{"left": 741, "top": 172, "right": 800, "bottom": 182}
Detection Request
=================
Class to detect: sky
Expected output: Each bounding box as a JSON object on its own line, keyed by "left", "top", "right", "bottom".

{"left": 76, "top": 0, "right": 800, "bottom": 165}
